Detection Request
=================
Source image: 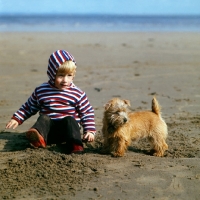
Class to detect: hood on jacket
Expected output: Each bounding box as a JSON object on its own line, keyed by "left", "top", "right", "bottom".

{"left": 47, "top": 50, "right": 76, "bottom": 86}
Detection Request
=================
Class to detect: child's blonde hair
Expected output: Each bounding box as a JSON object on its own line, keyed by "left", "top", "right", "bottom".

{"left": 57, "top": 60, "right": 77, "bottom": 75}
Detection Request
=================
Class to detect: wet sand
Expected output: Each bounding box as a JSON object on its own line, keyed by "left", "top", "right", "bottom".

{"left": 0, "top": 32, "right": 200, "bottom": 199}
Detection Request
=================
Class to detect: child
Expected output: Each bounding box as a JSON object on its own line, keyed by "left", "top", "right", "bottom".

{"left": 6, "top": 50, "right": 96, "bottom": 154}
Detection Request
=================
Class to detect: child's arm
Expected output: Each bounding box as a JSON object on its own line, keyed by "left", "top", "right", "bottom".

{"left": 11, "top": 89, "right": 40, "bottom": 125}
{"left": 77, "top": 93, "right": 96, "bottom": 135}
{"left": 5, "top": 119, "right": 19, "bottom": 129}
{"left": 83, "top": 132, "right": 95, "bottom": 142}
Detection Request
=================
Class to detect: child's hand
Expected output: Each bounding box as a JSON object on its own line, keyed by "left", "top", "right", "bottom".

{"left": 6, "top": 119, "right": 19, "bottom": 129}
{"left": 83, "top": 132, "right": 95, "bottom": 143}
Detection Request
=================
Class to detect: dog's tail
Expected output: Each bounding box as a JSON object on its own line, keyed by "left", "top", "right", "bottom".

{"left": 151, "top": 97, "right": 161, "bottom": 116}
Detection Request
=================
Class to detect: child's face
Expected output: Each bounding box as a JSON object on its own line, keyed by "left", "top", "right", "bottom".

{"left": 55, "top": 72, "right": 74, "bottom": 90}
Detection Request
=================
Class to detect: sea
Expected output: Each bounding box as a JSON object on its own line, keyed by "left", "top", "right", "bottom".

{"left": 0, "top": 14, "right": 200, "bottom": 32}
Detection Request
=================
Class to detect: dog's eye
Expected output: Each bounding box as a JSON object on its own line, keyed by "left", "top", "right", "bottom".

{"left": 111, "top": 113, "right": 118, "bottom": 118}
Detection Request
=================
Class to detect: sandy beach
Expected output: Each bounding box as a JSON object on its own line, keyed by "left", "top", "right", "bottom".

{"left": 0, "top": 32, "right": 200, "bottom": 199}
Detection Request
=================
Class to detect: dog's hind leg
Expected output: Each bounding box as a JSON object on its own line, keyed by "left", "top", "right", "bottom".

{"left": 150, "top": 136, "right": 168, "bottom": 157}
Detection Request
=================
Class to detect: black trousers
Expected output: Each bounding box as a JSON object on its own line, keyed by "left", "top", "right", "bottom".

{"left": 31, "top": 114, "right": 83, "bottom": 150}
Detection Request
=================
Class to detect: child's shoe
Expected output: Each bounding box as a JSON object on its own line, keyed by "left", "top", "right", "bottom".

{"left": 71, "top": 143, "right": 84, "bottom": 154}
{"left": 26, "top": 128, "right": 46, "bottom": 148}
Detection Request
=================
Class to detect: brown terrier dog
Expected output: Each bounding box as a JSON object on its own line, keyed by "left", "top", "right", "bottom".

{"left": 102, "top": 97, "right": 168, "bottom": 157}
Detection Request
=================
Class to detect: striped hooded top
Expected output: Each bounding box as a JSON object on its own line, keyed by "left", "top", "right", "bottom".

{"left": 12, "top": 50, "right": 96, "bottom": 134}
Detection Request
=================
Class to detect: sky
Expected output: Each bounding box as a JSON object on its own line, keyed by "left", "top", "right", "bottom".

{"left": 0, "top": 0, "right": 200, "bottom": 16}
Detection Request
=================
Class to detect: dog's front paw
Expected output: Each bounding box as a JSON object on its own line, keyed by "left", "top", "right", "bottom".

{"left": 111, "top": 151, "right": 124, "bottom": 157}
{"left": 153, "top": 151, "right": 164, "bottom": 157}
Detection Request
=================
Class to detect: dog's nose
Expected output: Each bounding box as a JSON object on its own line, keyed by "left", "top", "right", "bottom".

{"left": 124, "top": 118, "right": 127, "bottom": 123}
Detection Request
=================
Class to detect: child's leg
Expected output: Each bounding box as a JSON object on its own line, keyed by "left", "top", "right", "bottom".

{"left": 27, "top": 115, "right": 53, "bottom": 144}
{"left": 56, "top": 116, "right": 83, "bottom": 153}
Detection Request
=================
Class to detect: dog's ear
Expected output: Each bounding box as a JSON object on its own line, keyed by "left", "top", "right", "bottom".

{"left": 104, "top": 102, "right": 111, "bottom": 110}
{"left": 123, "top": 99, "right": 131, "bottom": 107}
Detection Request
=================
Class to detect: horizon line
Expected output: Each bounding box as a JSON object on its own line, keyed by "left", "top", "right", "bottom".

{"left": 1, "top": 13, "right": 200, "bottom": 17}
